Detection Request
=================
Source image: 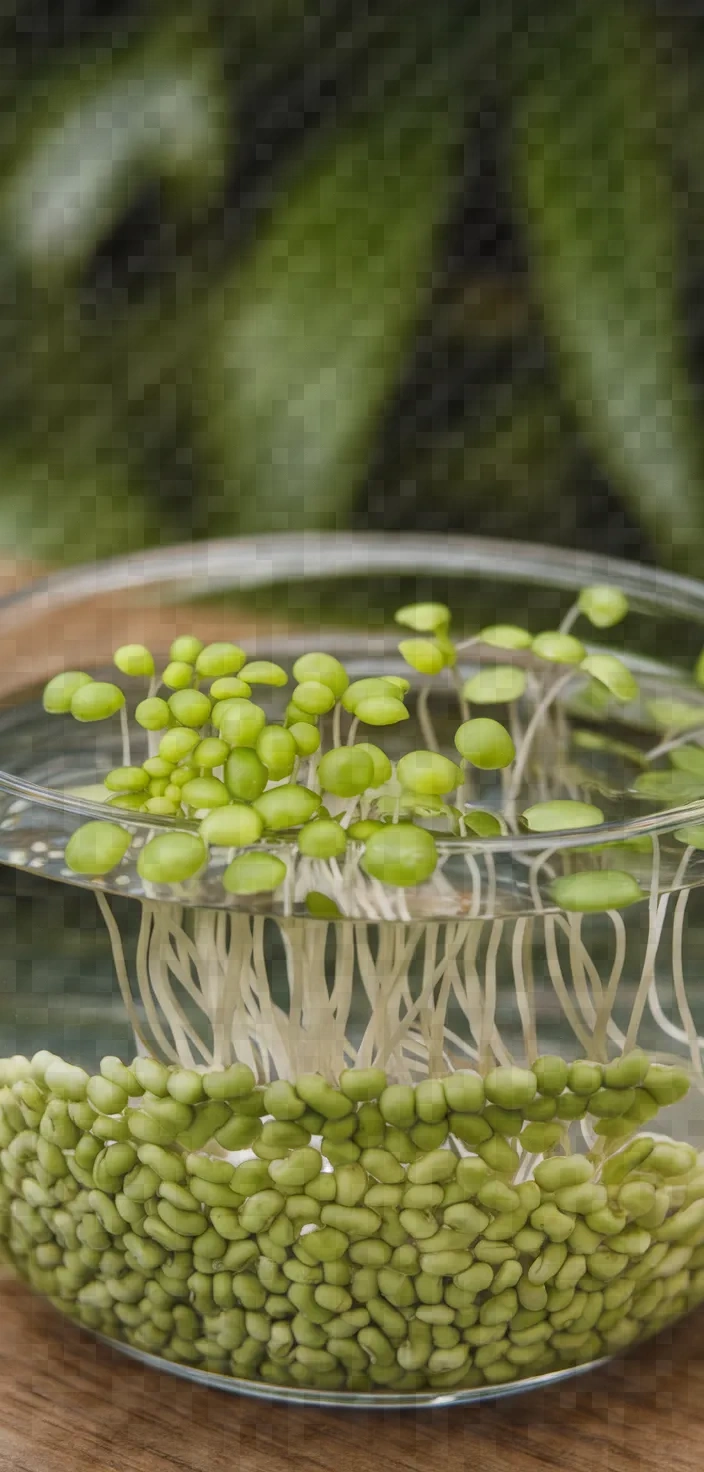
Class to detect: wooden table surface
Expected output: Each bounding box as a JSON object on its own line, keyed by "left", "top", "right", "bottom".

{"left": 0, "top": 1272, "right": 702, "bottom": 1472}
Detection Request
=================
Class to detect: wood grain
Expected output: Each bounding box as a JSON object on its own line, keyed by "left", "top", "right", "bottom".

{"left": 0, "top": 1273, "right": 702, "bottom": 1472}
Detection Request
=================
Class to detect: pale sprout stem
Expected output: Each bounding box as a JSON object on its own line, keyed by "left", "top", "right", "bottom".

{"left": 580, "top": 1116, "right": 598, "bottom": 1151}
{"left": 305, "top": 920, "right": 345, "bottom": 1078}
{"left": 338, "top": 798, "right": 360, "bottom": 831}
{"left": 500, "top": 760, "right": 512, "bottom": 806}
{"left": 372, "top": 927, "right": 427, "bottom": 1072}
{"left": 625, "top": 835, "right": 667, "bottom": 1052}
{"left": 385, "top": 924, "right": 437, "bottom": 1079}
{"left": 671, "top": 887, "right": 704, "bottom": 1077}
{"left": 512, "top": 916, "right": 538, "bottom": 1064}
{"left": 282, "top": 853, "right": 295, "bottom": 918}
{"left": 94, "top": 890, "right": 150, "bottom": 1054}
{"left": 674, "top": 844, "right": 695, "bottom": 892}
{"left": 528, "top": 847, "right": 557, "bottom": 913}
{"left": 555, "top": 700, "right": 571, "bottom": 766}
{"left": 204, "top": 916, "right": 232, "bottom": 1068}
{"left": 120, "top": 705, "right": 131, "bottom": 768}
{"left": 509, "top": 701, "right": 523, "bottom": 763}
{"left": 346, "top": 716, "right": 360, "bottom": 748}
{"left": 428, "top": 929, "right": 458, "bottom": 1075}
{"left": 214, "top": 911, "right": 228, "bottom": 973}
{"left": 483, "top": 852, "right": 497, "bottom": 920}
{"left": 456, "top": 924, "right": 485, "bottom": 1054}
{"left": 417, "top": 685, "right": 439, "bottom": 752}
{"left": 386, "top": 925, "right": 467, "bottom": 1076}
{"left": 505, "top": 670, "right": 575, "bottom": 812}
{"left": 278, "top": 918, "right": 304, "bottom": 1072}
{"left": 354, "top": 926, "right": 384, "bottom": 1068}
{"left": 328, "top": 923, "right": 356, "bottom": 1067}
{"left": 592, "top": 911, "right": 628, "bottom": 1056}
{"left": 643, "top": 852, "right": 704, "bottom": 1068}
{"left": 135, "top": 904, "right": 184, "bottom": 1063}
{"left": 449, "top": 666, "right": 470, "bottom": 724}
{"left": 458, "top": 759, "right": 471, "bottom": 811}
{"left": 332, "top": 701, "right": 342, "bottom": 753}
{"left": 306, "top": 752, "right": 320, "bottom": 791}
{"left": 394, "top": 886, "right": 412, "bottom": 925}
{"left": 236, "top": 915, "right": 289, "bottom": 1081}
{"left": 149, "top": 947, "right": 204, "bottom": 1068}
{"left": 516, "top": 1151, "right": 542, "bottom": 1184}
{"left": 252, "top": 916, "right": 291, "bottom": 1079}
{"left": 645, "top": 725, "right": 704, "bottom": 763}
{"left": 564, "top": 913, "right": 599, "bottom": 1036}
{"left": 575, "top": 919, "right": 627, "bottom": 1052}
{"left": 354, "top": 925, "right": 384, "bottom": 1069}
{"left": 534, "top": 764, "right": 549, "bottom": 804}
{"left": 149, "top": 912, "right": 211, "bottom": 1063}
{"left": 479, "top": 919, "right": 503, "bottom": 1072}
{"left": 558, "top": 601, "right": 581, "bottom": 635}
{"left": 442, "top": 1024, "right": 479, "bottom": 1069}
{"left": 543, "top": 913, "right": 594, "bottom": 1054}
{"left": 226, "top": 916, "right": 265, "bottom": 1079}
{"left": 454, "top": 635, "right": 481, "bottom": 656}
{"left": 463, "top": 852, "right": 483, "bottom": 918}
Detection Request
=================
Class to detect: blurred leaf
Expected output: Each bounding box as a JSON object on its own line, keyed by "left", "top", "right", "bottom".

{"left": 0, "top": 15, "right": 227, "bottom": 282}
{"left": 514, "top": 0, "right": 704, "bottom": 571}
{"left": 0, "top": 445, "right": 159, "bottom": 561}
{"left": 633, "top": 769, "right": 704, "bottom": 804}
{"left": 196, "top": 22, "right": 470, "bottom": 533}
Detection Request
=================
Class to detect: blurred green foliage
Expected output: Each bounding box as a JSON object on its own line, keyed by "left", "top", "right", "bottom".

{"left": 1, "top": 0, "right": 703, "bottom": 569}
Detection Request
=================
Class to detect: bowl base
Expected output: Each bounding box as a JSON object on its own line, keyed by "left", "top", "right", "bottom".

{"left": 94, "top": 1332, "right": 612, "bottom": 1410}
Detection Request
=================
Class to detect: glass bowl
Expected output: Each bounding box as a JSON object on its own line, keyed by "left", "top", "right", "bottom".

{"left": 1, "top": 532, "right": 704, "bottom": 1409}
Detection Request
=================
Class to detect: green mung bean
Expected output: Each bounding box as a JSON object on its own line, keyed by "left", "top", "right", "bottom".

{"left": 201, "top": 1064, "right": 255, "bottom": 1101}
{"left": 474, "top": 1241, "right": 517, "bottom": 1265}
{"left": 442, "top": 1072, "right": 484, "bottom": 1114}
{"left": 554, "top": 1182, "right": 608, "bottom": 1216}
{"left": 180, "top": 1102, "right": 234, "bottom": 1151}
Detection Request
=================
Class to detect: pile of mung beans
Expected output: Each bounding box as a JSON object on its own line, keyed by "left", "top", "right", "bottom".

{"left": 1, "top": 1049, "right": 702, "bottom": 1394}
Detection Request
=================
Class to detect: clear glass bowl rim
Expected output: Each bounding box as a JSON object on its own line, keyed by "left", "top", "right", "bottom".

{"left": 2, "top": 529, "right": 704, "bottom": 855}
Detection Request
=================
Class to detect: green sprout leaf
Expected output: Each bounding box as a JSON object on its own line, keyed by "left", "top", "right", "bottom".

{"left": 65, "top": 821, "right": 132, "bottom": 876}
{"left": 551, "top": 869, "right": 643, "bottom": 913}
{"left": 634, "top": 770, "right": 704, "bottom": 804}
{"left": 522, "top": 800, "right": 605, "bottom": 833}
{"left": 361, "top": 822, "right": 438, "bottom": 888}
{"left": 577, "top": 585, "right": 629, "bottom": 629}
{"left": 673, "top": 825, "right": 704, "bottom": 851}
{"left": 580, "top": 654, "right": 638, "bottom": 703}
{"left": 670, "top": 747, "right": 704, "bottom": 779}
{"left": 462, "top": 809, "right": 505, "bottom": 837}
{"left": 646, "top": 699, "right": 704, "bottom": 734}
{"left": 462, "top": 667, "right": 527, "bottom": 705}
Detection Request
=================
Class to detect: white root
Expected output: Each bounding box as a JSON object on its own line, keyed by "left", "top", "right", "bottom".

{"left": 542, "top": 913, "right": 595, "bottom": 1055}
{"left": 592, "top": 911, "right": 628, "bottom": 1057}
{"left": 625, "top": 836, "right": 667, "bottom": 1052}
{"left": 92, "top": 819, "right": 704, "bottom": 1085}
{"left": 512, "top": 915, "right": 538, "bottom": 1064}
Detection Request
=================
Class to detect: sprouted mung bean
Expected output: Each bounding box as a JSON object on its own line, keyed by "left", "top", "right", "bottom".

{"left": 4, "top": 580, "right": 704, "bottom": 1395}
